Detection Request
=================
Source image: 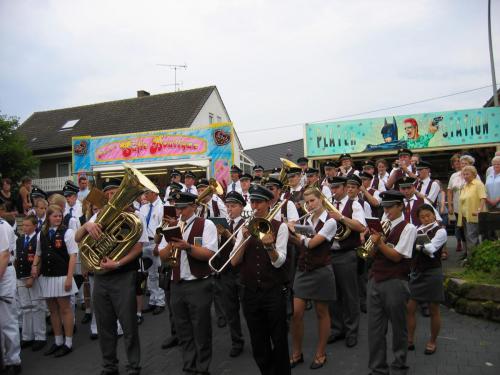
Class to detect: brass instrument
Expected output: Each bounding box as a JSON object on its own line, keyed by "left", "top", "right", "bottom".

{"left": 356, "top": 220, "right": 391, "bottom": 259}
{"left": 80, "top": 164, "right": 159, "bottom": 273}
{"left": 306, "top": 186, "right": 352, "bottom": 241}
{"left": 164, "top": 220, "right": 186, "bottom": 267}
{"left": 209, "top": 199, "right": 287, "bottom": 273}
{"left": 195, "top": 178, "right": 224, "bottom": 215}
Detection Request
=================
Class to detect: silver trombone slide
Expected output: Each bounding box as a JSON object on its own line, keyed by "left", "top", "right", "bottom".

{"left": 209, "top": 234, "right": 253, "bottom": 274}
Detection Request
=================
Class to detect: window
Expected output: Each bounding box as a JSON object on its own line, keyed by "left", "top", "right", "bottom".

{"left": 57, "top": 162, "right": 71, "bottom": 177}
{"left": 209, "top": 113, "right": 214, "bottom": 124}
{"left": 60, "top": 119, "right": 79, "bottom": 131}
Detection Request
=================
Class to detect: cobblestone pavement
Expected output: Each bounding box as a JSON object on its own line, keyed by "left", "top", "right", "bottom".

{"left": 19, "top": 238, "right": 500, "bottom": 374}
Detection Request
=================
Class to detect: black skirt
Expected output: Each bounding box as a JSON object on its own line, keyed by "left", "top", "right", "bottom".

{"left": 293, "top": 265, "right": 336, "bottom": 302}
{"left": 409, "top": 267, "right": 444, "bottom": 303}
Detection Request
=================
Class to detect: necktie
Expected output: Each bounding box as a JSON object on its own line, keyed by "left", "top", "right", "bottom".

{"left": 48, "top": 229, "right": 55, "bottom": 241}
{"left": 146, "top": 203, "right": 153, "bottom": 227}
{"left": 229, "top": 220, "right": 234, "bottom": 232}
{"left": 335, "top": 201, "right": 341, "bottom": 210}
{"left": 232, "top": 182, "right": 236, "bottom": 191}
{"left": 38, "top": 219, "right": 42, "bottom": 230}
{"left": 404, "top": 200, "right": 411, "bottom": 222}
{"left": 244, "top": 194, "right": 248, "bottom": 202}
{"left": 24, "top": 235, "right": 30, "bottom": 249}
{"left": 69, "top": 207, "right": 73, "bottom": 217}
{"left": 416, "top": 181, "right": 422, "bottom": 191}
{"left": 187, "top": 187, "right": 191, "bottom": 193}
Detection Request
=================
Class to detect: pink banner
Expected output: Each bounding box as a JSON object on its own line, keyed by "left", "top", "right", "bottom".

{"left": 95, "top": 135, "right": 207, "bottom": 162}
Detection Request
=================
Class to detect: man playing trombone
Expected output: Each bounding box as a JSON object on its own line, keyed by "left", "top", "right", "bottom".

{"left": 230, "top": 185, "right": 291, "bottom": 375}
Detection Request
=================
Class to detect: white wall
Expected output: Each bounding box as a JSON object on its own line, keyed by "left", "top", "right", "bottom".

{"left": 190, "top": 90, "right": 230, "bottom": 127}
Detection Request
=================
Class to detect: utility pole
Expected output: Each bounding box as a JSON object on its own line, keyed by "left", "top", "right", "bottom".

{"left": 157, "top": 63, "right": 188, "bottom": 91}
{"left": 488, "top": 0, "right": 498, "bottom": 106}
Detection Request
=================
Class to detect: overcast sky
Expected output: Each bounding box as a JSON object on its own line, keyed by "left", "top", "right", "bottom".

{"left": 0, "top": 0, "right": 498, "bottom": 149}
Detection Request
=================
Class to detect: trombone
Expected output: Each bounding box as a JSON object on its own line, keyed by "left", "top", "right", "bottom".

{"left": 208, "top": 200, "right": 287, "bottom": 273}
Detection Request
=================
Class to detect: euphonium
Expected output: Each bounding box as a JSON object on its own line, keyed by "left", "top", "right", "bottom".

{"left": 80, "top": 164, "right": 159, "bottom": 273}
{"left": 356, "top": 220, "right": 391, "bottom": 259}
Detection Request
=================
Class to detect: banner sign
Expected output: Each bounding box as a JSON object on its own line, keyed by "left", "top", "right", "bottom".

{"left": 72, "top": 123, "right": 234, "bottom": 183}
{"left": 305, "top": 107, "right": 500, "bottom": 157}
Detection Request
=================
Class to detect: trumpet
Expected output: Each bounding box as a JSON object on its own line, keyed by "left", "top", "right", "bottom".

{"left": 163, "top": 220, "right": 186, "bottom": 268}
{"left": 356, "top": 220, "right": 391, "bottom": 259}
{"left": 208, "top": 199, "right": 287, "bottom": 273}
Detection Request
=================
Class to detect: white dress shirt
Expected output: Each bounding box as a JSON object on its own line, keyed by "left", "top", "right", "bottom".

{"left": 373, "top": 172, "right": 389, "bottom": 192}
{"left": 356, "top": 197, "right": 372, "bottom": 218}
{"left": 228, "top": 180, "right": 243, "bottom": 195}
{"left": 182, "top": 185, "right": 198, "bottom": 195}
{"left": 140, "top": 197, "right": 164, "bottom": 238}
{"left": 417, "top": 222, "right": 447, "bottom": 258}
{"left": 303, "top": 210, "right": 337, "bottom": 247}
{"left": 232, "top": 219, "right": 288, "bottom": 268}
{"left": 273, "top": 200, "right": 300, "bottom": 222}
{"left": 321, "top": 184, "right": 332, "bottom": 199}
{"left": 417, "top": 177, "right": 440, "bottom": 204}
{"left": 0, "top": 220, "right": 17, "bottom": 262}
{"left": 64, "top": 200, "right": 82, "bottom": 219}
{"left": 200, "top": 195, "right": 228, "bottom": 219}
{"left": 387, "top": 215, "right": 417, "bottom": 258}
{"left": 159, "top": 214, "right": 217, "bottom": 281}
{"left": 331, "top": 195, "right": 366, "bottom": 250}
{"left": 35, "top": 227, "right": 79, "bottom": 256}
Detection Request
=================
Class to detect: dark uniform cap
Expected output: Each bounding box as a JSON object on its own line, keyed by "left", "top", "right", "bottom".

{"left": 264, "top": 177, "right": 283, "bottom": 189}
{"left": 197, "top": 178, "right": 209, "bottom": 188}
{"left": 416, "top": 160, "right": 432, "bottom": 170}
{"left": 297, "top": 157, "right": 309, "bottom": 165}
{"left": 184, "top": 171, "right": 196, "bottom": 179}
{"left": 287, "top": 167, "right": 302, "bottom": 176}
{"left": 397, "top": 148, "right": 413, "bottom": 157}
{"left": 225, "top": 191, "right": 246, "bottom": 206}
{"left": 346, "top": 174, "right": 362, "bottom": 186}
{"left": 62, "top": 180, "right": 79, "bottom": 196}
{"left": 359, "top": 171, "right": 374, "bottom": 180}
{"left": 170, "top": 169, "right": 181, "bottom": 177}
{"left": 363, "top": 160, "right": 376, "bottom": 169}
{"left": 169, "top": 182, "right": 184, "bottom": 192}
{"left": 230, "top": 165, "right": 242, "bottom": 174}
{"left": 249, "top": 185, "right": 274, "bottom": 201}
{"left": 102, "top": 178, "right": 122, "bottom": 192}
{"left": 31, "top": 186, "right": 48, "bottom": 200}
{"left": 240, "top": 173, "right": 253, "bottom": 181}
{"left": 252, "top": 176, "right": 262, "bottom": 183}
{"left": 339, "top": 153, "right": 352, "bottom": 161}
{"left": 324, "top": 160, "right": 337, "bottom": 168}
{"left": 327, "top": 176, "right": 347, "bottom": 186}
{"left": 305, "top": 168, "right": 319, "bottom": 176}
{"left": 379, "top": 190, "right": 405, "bottom": 207}
{"left": 252, "top": 165, "right": 264, "bottom": 172}
{"left": 397, "top": 176, "right": 416, "bottom": 188}
{"left": 173, "top": 192, "right": 197, "bottom": 208}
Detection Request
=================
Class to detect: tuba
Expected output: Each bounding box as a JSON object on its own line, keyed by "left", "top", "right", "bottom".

{"left": 80, "top": 164, "right": 159, "bottom": 273}
{"left": 356, "top": 220, "right": 391, "bottom": 259}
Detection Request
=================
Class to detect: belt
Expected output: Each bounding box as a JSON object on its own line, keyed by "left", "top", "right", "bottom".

{"left": 177, "top": 276, "right": 211, "bottom": 284}
{"left": 148, "top": 237, "right": 155, "bottom": 241}
{"left": 7, "top": 262, "right": 12, "bottom": 266}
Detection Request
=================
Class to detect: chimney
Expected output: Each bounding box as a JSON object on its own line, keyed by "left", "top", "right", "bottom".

{"left": 137, "top": 90, "right": 150, "bottom": 98}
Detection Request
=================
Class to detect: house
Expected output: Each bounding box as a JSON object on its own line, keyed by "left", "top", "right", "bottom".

{"left": 17, "top": 86, "right": 248, "bottom": 191}
{"left": 244, "top": 139, "right": 304, "bottom": 171}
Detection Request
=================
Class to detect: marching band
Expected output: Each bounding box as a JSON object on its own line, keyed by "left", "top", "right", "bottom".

{"left": 0, "top": 151, "right": 470, "bottom": 375}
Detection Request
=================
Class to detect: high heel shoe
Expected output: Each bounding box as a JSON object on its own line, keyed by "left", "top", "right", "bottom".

{"left": 310, "top": 354, "right": 327, "bottom": 370}
{"left": 290, "top": 353, "right": 304, "bottom": 368}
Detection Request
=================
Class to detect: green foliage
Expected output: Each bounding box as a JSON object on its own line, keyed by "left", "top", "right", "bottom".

{"left": 0, "top": 113, "right": 39, "bottom": 183}
{"left": 467, "top": 240, "right": 500, "bottom": 274}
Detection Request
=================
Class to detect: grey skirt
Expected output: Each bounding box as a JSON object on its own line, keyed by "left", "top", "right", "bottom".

{"left": 294, "top": 265, "right": 336, "bottom": 302}
{"left": 409, "top": 267, "right": 444, "bottom": 303}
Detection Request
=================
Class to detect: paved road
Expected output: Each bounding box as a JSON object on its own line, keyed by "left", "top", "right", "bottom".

{"left": 19, "top": 238, "right": 500, "bottom": 375}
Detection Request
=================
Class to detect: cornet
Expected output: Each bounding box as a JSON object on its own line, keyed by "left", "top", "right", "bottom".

{"left": 356, "top": 220, "right": 391, "bottom": 259}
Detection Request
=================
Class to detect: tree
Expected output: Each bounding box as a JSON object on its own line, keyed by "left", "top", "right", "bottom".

{"left": 0, "top": 113, "right": 39, "bottom": 183}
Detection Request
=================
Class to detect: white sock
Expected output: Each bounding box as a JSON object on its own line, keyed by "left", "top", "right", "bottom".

{"left": 137, "top": 312, "right": 142, "bottom": 317}
{"left": 85, "top": 308, "right": 91, "bottom": 314}
{"left": 65, "top": 336, "right": 73, "bottom": 348}
{"left": 55, "top": 335, "right": 64, "bottom": 346}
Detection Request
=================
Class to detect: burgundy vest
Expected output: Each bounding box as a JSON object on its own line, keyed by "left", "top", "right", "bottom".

{"left": 297, "top": 219, "right": 332, "bottom": 272}
{"left": 217, "top": 218, "right": 244, "bottom": 274}
{"left": 411, "top": 225, "right": 443, "bottom": 272}
{"left": 365, "top": 188, "right": 383, "bottom": 218}
{"left": 416, "top": 179, "right": 439, "bottom": 206}
{"left": 240, "top": 219, "right": 288, "bottom": 290}
{"left": 409, "top": 197, "right": 425, "bottom": 226}
{"left": 172, "top": 217, "right": 212, "bottom": 282}
{"left": 370, "top": 220, "right": 411, "bottom": 282}
{"left": 335, "top": 199, "right": 361, "bottom": 250}
{"left": 211, "top": 199, "right": 220, "bottom": 217}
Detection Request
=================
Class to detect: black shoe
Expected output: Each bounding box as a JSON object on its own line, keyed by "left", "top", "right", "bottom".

{"left": 217, "top": 316, "right": 227, "bottom": 328}
{"left": 54, "top": 345, "right": 72, "bottom": 358}
{"left": 327, "top": 332, "right": 345, "bottom": 344}
{"left": 20, "top": 340, "right": 33, "bottom": 349}
{"left": 345, "top": 336, "right": 358, "bottom": 348}
{"left": 99, "top": 371, "right": 119, "bottom": 375}
{"left": 6, "top": 364, "right": 22, "bottom": 374}
{"left": 32, "top": 340, "right": 47, "bottom": 352}
{"left": 229, "top": 346, "right": 243, "bottom": 357}
{"left": 81, "top": 313, "right": 92, "bottom": 324}
{"left": 161, "top": 336, "right": 179, "bottom": 349}
{"left": 44, "top": 344, "right": 62, "bottom": 356}
{"left": 141, "top": 305, "right": 155, "bottom": 314}
{"left": 408, "top": 343, "right": 415, "bottom": 351}
{"left": 152, "top": 306, "right": 165, "bottom": 315}
{"left": 137, "top": 315, "right": 144, "bottom": 325}
{"left": 310, "top": 355, "right": 327, "bottom": 370}
{"left": 290, "top": 353, "right": 304, "bottom": 368}
{"left": 73, "top": 325, "right": 77, "bottom": 334}
{"left": 90, "top": 333, "right": 99, "bottom": 340}
{"left": 360, "top": 305, "right": 367, "bottom": 313}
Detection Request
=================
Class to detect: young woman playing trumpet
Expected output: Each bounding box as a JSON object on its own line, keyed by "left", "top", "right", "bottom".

{"left": 287, "top": 188, "right": 337, "bottom": 370}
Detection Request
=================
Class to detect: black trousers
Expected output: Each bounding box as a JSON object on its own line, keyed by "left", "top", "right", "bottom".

{"left": 242, "top": 285, "right": 291, "bottom": 375}
{"left": 219, "top": 271, "right": 244, "bottom": 349}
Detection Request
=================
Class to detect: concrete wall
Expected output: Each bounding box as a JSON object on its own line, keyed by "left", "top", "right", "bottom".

{"left": 191, "top": 90, "right": 230, "bottom": 127}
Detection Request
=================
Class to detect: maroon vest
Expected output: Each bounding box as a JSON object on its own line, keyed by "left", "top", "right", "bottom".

{"left": 370, "top": 220, "right": 411, "bottom": 282}
{"left": 416, "top": 179, "right": 439, "bottom": 206}
{"left": 211, "top": 199, "right": 220, "bottom": 217}
{"left": 411, "top": 225, "right": 443, "bottom": 272}
{"left": 217, "top": 218, "right": 244, "bottom": 274}
{"left": 335, "top": 199, "right": 361, "bottom": 250}
{"left": 409, "top": 197, "right": 425, "bottom": 226}
{"left": 240, "top": 219, "right": 288, "bottom": 290}
{"left": 172, "top": 217, "right": 212, "bottom": 282}
{"left": 365, "top": 188, "right": 383, "bottom": 218}
{"left": 297, "top": 219, "right": 332, "bottom": 272}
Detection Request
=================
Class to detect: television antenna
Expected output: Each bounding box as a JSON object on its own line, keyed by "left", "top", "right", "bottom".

{"left": 157, "top": 63, "right": 187, "bottom": 91}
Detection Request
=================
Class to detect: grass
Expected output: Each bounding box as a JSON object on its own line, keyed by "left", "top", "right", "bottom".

{"left": 447, "top": 268, "right": 500, "bottom": 286}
